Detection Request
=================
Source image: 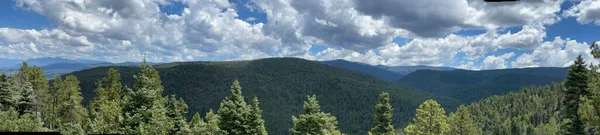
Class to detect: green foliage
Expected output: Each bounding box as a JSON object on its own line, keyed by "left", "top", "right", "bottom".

{"left": 122, "top": 62, "right": 169, "bottom": 134}
{"left": 69, "top": 58, "right": 460, "bottom": 134}
{"left": 218, "top": 80, "right": 268, "bottom": 135}
{"left": 189, "top": 110, "right": 223, "bottom": 135}
{"left": 57, "top": 75, "right": 87, "bottom": 125}
{"left": 58, "top": 122, "right": 85, "bottom": 135}
{"left": 369, "top": 92, "right": 394, "bottom": 135}
{"left": 448, "top": 105, "right": 478, "bottom": 135}
{"left": 166, "top": 95, "right": 191, "bottom": 135}
{"left": 87, "top": 68, "right": 124, "bottom": 134}
{"left": 248, "top": 96, "right": 267, "bottom": 135}
{"left": 290, "top": 95, "right": 343, "bottom": 135}
{"left": 468, "top": 83, "right": 565, "bottom": 135}
{"left": 0, "top": 108, "right": 46, "bottom": 132}
{"left": 403, "top": 99, "right": 449, "bottom": 135}
{"left": 581, "top": 63, "right": 600, "bottom": 134}
{"left": 398, "top": 67, "right": 568, "bottom": 103}
{"left": 561, "top": 55, "right": 589, "bottom": 135}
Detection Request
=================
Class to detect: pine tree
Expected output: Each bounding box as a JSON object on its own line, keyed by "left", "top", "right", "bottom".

{"left": 0, "top": 107, "right": 46, "bottom": 132}
{"left": 561, "top": 55, "right": 589, "bottom": 135}
{"left": 247, "top": 96, "right": 267, "bottom": 135}
{"left": 369, "top": 92, "right": 394, "bottom": 135}
{"left": 218, "top": 80, "right": 252, "bottom": 135}
{"left": 403, "top": 99, "right": 449, "bottom": 135}
{"left": 290, "top": 95, "right": 343, "bottom": 135}
{"left": 166, "top": 95, "right": 191, "bottom": 135}
{"left": 87, "top": 68, "right": 124, "bottom": 134}
{"left": 0, "top": 73, "right": 7, "bottom": 110}
{"left": 190, "top": 110, "right": 223, "bottom": 135}
{"left": 4, "top": 71, "right": 36, "bottom": 115}
{"left": 448, "top": 105, "right": 478, "bottom": 135}
{"left": 23, "top": 65, "right": 48, "bottom": 117}
{"left": 189, "top": 112, "right": 208, "bottom": 134}
{"left": 0, "top": 73, "right": 19, "bottom": 111}
{"left": 53, "top": 75, "right": 88, "bottom": 134}
{"left": 122, "top": 60, "right": 169, "bottom": 134}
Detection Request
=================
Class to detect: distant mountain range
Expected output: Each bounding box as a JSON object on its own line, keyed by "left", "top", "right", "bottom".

{"left": 0, "top": 57, "right": 159, "bottom": 78}
{"left": 322, "top": 59, "right": 456, "bottom": 81}
{"left": 321, "top": 59, "right": 568, "bottom": 103}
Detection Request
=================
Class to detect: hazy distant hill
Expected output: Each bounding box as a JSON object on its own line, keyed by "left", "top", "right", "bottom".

{"left": 68, "top": 58, "right": 460, "bottom": 135}
{"left": 0, "top": 57, "right": 161, "bottom": 78}
{"left": 376, "top": 65, "right": 456, "bottom": 75}
{"left": 397, "top": 67, "right": 568, "bottom": 103}
{"left": 321, "top": 59, "right": 456, "bottom": 81}
{"left": 322, "top": 59, "right": 403, "bottom": 81}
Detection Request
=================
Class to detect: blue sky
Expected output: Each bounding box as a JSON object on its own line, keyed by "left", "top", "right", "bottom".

{"left": 0, "top": 0, "right": 599, "bottom": 70}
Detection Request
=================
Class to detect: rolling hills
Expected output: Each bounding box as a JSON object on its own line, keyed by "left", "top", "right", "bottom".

{"left": 321, "top": 59, "right": 456, "bottom": 81}
{"left": 67, "top": 58, "right": 460, "bottom": 135}
{"left": 397, "top": 68, "right": 568, "bottom": 103}
{"left": 322, "top": 59, "right": 404, "bottom": 81}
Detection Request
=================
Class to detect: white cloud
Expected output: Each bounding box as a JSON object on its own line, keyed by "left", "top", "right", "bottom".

{"left": 512, "top": 37, "right": 599, "bottom": 68}
{"left": 481, "top": 52, "right": 515, "bottom": 70}
{"left": 564, "top": 0, "right": 600, "bottom": 25}
{"left": 0, "top": 0, "right": 595, "bottom": 71}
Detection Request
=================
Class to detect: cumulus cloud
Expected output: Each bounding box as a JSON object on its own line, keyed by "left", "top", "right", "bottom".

{"left": 481, "top": 52, "right": 515, "bottom": 70}
{"left": 512, "top": 37, "right": 599, "bottom": 68}
{"left": 0, "top": 0, "right": 595, "bottom": 70}
{"left": 564, "top": 0, "right": 600, "bottom": 25}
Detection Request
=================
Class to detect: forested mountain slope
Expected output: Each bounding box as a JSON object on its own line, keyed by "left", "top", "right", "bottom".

{"left": 322, "top": 59, "right": 403, "bottom": 81}
{"left": 67, "top": 58, "right": 461, "bottom": 135}
{"left": 398, "top": 67, "right": 568, "bottom": 103}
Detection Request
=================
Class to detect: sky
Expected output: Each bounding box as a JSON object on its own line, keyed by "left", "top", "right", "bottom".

{"left": 0, "top": 0, "right": 600, "bottom": 70}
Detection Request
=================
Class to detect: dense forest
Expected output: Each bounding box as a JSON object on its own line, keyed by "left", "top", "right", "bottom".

{"left": 0, "top": 54, "right": 599, "bottom": 134}
{"left": 67, "top": 58, "right": 460, "bottom": 134}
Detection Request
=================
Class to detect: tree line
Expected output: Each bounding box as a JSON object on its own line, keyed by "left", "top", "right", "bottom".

{"left": 0, "top": 60, "right": 397, "bottom": 135}
{"left": 0, "top": 43, "right": 598, "bottom": 134}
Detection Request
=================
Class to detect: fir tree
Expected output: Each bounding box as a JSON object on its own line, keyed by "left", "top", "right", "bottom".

{"left": 369, "top": 92, "right": 394, "bottom": 135}
{"left": 190, "top": 109, "right": 223, "bottom": 135}
{"left": 0, "top": 73, "right": 18, "bottom": 110}
{"left": 51, "top": 75, "right": 88, "bottom": 134}
{"left": 0, "top": 107, "right": 46, "bottom": 132}
{"left": 218, "top": 80, "right": 252, "bottom": 135}
{"left": 403, "top": 99, "right": 449, "bottom": 135}
{"left": 87, "top": 68, "right": 124, "bottom": 134}
{"left": 290, "top": 95, "right": 343, "bottom": 135}
{"left": 448, "top": 105, "right": 478, "bottom": 135}
{"left": 247, "top": 96, "right": 267, "bottom": 135}
{"left": 122, "top": 60, "right": 169, "bottom": 134}
{"left": 166, "top": 95, "right": 191, "bottom": 135}
{"left": 23, "top": 65, "right": 48, "bottom": 117}
{"left": 561, "top": 55, "right": 589, "bottom": 135}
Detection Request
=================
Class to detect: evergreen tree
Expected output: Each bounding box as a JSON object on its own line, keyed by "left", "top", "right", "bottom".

{"left": 52, "top": 75, "right": 88, "bottom": 134}
{"left": 190, "top": 110, "right": 223, "bottom": 135}
{"left": 369, "top": 92, "right": 394, "bottom": 135}
{"left": 0, "top": 107, "right": 46, "bottom": 132}
{"left": 87, "top": 68, "right": 124, "bottom": 134}
{"left": 561, "top": 55, "right": 589, "bottom": 135}
{"left": 290, "top": 95, "right": 343, "bottom": 135}
{"left": 403, "top": 99, "right": 449, "bottom": 135}
{"left": 0, "top": 73, "right": 18, "bottom": 110}
{"left": 448, "top": 105, "right": 478, "bottom": 135}
{"left": 47, "top": 76, "right": 63, "bottom": 129}
{"left": 23, "top": 65, "right": 48, "bottom": 117}
{"left": 122, "top": 60, "right": 170, "bottom": 134}
{"left": 3, "top": 71, "right": 36, "bottom": 115}
{"left": 247, "top": 96, "right": 267, "bottom": 135}
{"left": 217, "top": 80, "right": 252, "bottom": 135}
{"left": 166, "top": 95, "right": 191, "bottom": 135}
